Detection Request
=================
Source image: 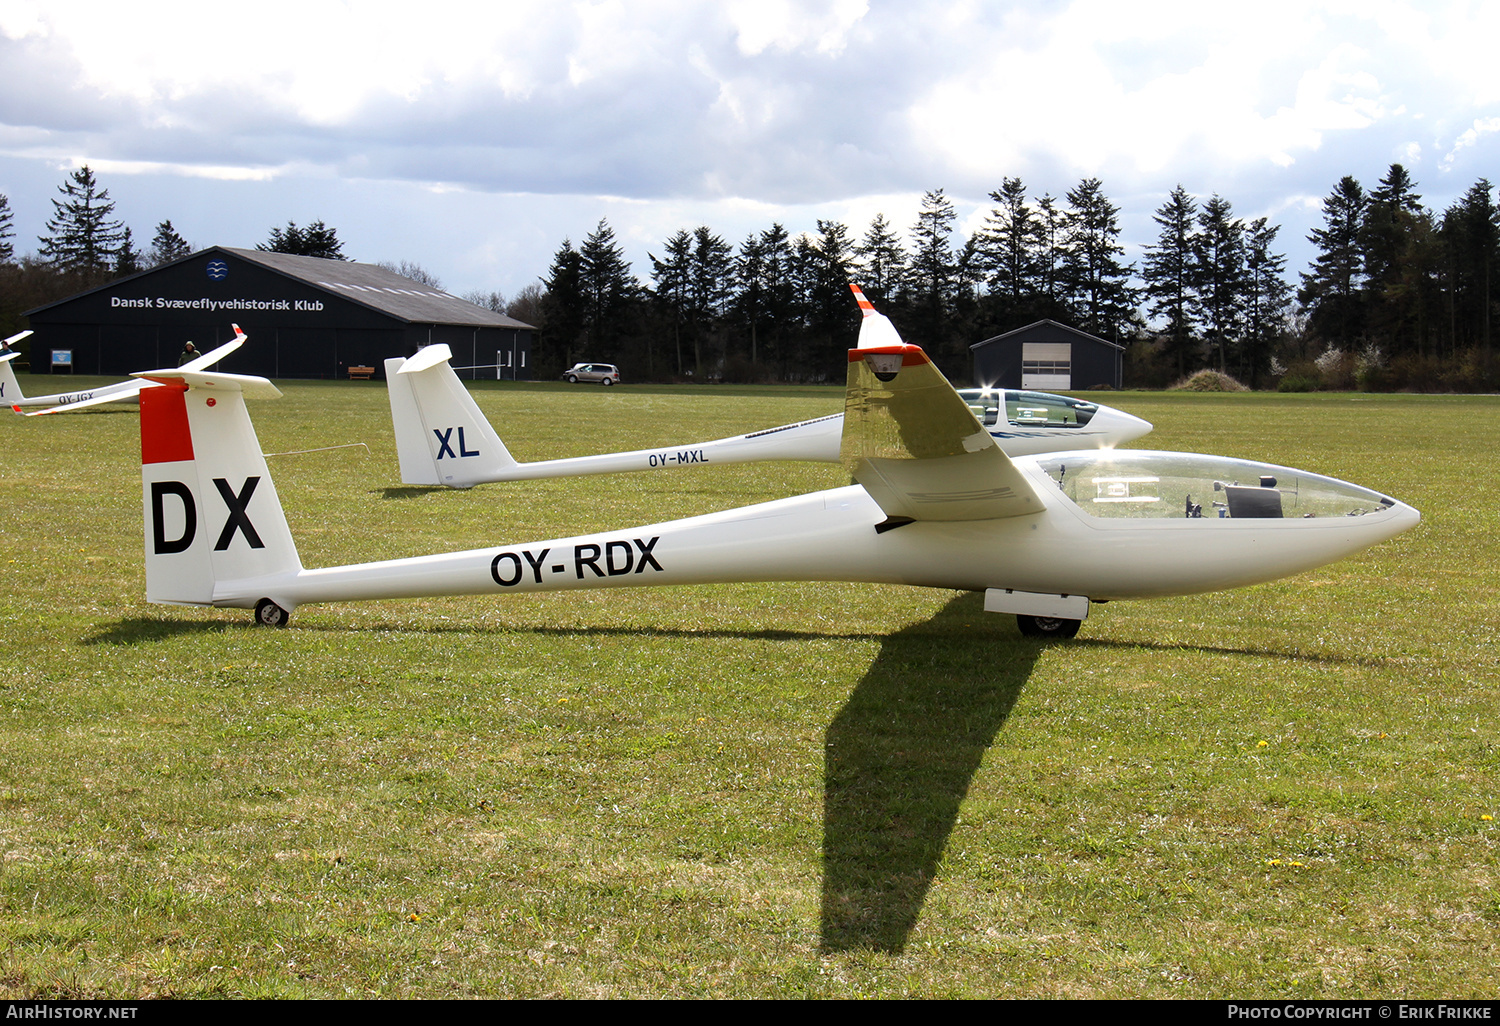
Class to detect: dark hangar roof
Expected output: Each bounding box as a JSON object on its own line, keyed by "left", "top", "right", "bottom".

{"left": 25, "top": 246, "right": 535, "bottom": 330}
{"left": 221, "top": 248, "right": 534, "bottom": 329}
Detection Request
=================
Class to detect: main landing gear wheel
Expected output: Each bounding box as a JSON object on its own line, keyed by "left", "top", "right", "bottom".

{"left": 1016, "top": 614, "right": 1081, "bottom": 639}
{"left": 254, "top": 598, "right": 290, "bottom": 628}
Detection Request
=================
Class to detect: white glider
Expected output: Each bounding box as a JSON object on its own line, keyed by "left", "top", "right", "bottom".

{"left": 135, "top": 334, "right": 1417, "bottom": 638}
{"left": 384, "top": 286, "right": 1152, "bottom": 488}
{"left": 4, "top": 327, "right": 246, "bottom": 416}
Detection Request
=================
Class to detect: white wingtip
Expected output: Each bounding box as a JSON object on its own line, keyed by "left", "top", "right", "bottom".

{"left": 848, "top": 283, "right": 905, "bottom": 350}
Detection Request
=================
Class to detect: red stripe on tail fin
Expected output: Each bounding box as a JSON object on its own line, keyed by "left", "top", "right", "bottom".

{"left": 140, "top": 385, "right": 194, "bottom": 464}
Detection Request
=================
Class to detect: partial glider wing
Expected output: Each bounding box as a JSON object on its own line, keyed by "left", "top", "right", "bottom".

{"left": 178, "top": 326, "right": 247, "bottom": 372}
{"left": 842, "top": 344, "right": 1045, "bottom": 522}
{"left": 17, "top": 325, "right": 246, "bottom": 416}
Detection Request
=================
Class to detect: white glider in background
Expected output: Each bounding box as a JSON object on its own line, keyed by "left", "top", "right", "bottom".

{"left": 384, "top": 285, "right": 1152, "bottom": 488}
{"left": 134, "top": 329, "right": 1417, "bottom": 638}
{"left": 4, "top": 326, "right": 246, "bottom": 416}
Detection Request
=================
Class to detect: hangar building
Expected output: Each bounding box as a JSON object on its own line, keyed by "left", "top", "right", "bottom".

{"left": 23, "top": 247, "right": 534, "bottom": 381}
{"left": 970, "top": 320, "right": 1125, "bottom": 391}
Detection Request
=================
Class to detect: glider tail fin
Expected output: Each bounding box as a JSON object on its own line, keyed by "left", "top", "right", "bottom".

{"left": 0, "top": 355, "right": 25, "bottom": 405}
{"left": 386, "top": 345, "right": 517, "bottom": 487}
{"left": 139, "top": 371, "right": 302, "bottom": 609}
{"left": 0, "top": 332, "right": 32, "bottom": 404}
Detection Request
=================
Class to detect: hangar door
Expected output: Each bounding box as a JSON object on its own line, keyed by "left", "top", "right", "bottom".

{"left": 1022, "top": 342, "right": 1071, "bottom": 390}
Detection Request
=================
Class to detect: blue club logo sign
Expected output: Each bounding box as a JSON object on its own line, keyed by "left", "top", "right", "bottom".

{"left": 206, "top": 260, "right": 228, "bottom": 281}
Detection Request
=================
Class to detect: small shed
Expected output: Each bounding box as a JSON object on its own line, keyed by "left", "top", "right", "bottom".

{"left": 970, "top": 320, "right": 1125, "bottom": 391}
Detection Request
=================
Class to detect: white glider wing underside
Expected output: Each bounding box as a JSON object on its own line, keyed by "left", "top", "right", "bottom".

{"left": 17, "top": 330, "right": 245, "bottom": 416}
{"left": 842, "top": 345, "right": 1045, "bottom": 522}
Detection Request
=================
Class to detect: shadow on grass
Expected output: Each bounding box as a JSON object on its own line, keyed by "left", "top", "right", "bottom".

{"left": 81, "top": 617, "right": 238, "bottom": 645}
{"left": 83, "top": 605, "right": 1398, "bottom": 666}
{"left": 820, "top": 591, "right": 1037, "bottom": 953}
{"left": 376, "top": 486, "right": 451, "bottom": 499}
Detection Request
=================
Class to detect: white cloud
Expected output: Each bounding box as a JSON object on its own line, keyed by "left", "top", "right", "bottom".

{"left": 725, "top": 0, "right": 868, "bottom": 56}
{"left": 1441, "top": 117, "right": 1500, "bottom": 171}
{"left": 3, "top": 0, "right": 1496, "bottom": 297}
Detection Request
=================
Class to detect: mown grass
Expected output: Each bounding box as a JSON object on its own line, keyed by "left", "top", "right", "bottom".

{"left": 0, "top": 377, "right": 1494, "bottom": 998}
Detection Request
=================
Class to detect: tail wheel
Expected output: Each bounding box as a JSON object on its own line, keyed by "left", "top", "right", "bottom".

{"left": 1017, "top": 614, "right": 1080, "bottom": 639}
{"left": 254, "top": 598, "right": 290, "bottom": 628}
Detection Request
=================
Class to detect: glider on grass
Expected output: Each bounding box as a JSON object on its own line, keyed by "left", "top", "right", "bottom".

{"left": 3, "top": 327, "right": 245, "bottom": 416}
{"left": 134, "top": 319, "right": 1417, "bottom": 638}
{"left": 384, "top": 286, "right": 1153, "bottom": 488}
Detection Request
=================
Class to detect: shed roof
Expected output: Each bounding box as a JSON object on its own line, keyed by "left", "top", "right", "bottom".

{"left": 970, "top": 318, "right": 1124, "bottom": 352}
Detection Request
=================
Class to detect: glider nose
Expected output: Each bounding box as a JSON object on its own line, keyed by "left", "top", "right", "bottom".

{"left": 1095, "top": 406, "right": 1154, "bottom": 448}
{"left": 1387, "top": 498, "right": 1421, "bottom": 537}
{"left": 1119, "top": 409, "right": 1153, "bottom": 444}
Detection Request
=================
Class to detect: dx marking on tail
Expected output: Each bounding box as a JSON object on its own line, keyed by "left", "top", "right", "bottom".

{"left": 150, "top": 476, "right": 265, "bottom": 554}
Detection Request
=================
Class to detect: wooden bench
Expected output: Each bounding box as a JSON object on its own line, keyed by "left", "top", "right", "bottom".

{"left": 348, "top": 365, "right": 375, "bottom": 380}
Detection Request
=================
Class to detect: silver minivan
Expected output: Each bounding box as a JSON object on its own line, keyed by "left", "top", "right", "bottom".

{"left": 562, "top": 362, "right": 621, "bottom": 385}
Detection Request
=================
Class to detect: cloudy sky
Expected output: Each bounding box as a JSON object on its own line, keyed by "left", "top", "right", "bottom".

{"left": 2, "top": 0, "right": 1496, "bottom": 307}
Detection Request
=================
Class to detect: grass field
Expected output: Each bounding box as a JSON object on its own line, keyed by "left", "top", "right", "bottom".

{"left": 0, "top": 376, "right": 1495, "bottom": 998}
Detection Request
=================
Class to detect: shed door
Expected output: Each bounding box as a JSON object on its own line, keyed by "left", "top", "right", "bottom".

{"left": 1022, "top": 342, "right": 1071, "bottom": 390}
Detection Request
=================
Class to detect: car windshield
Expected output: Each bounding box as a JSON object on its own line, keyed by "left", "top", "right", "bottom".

{"left": 1033, "top": 452, "right": 1396, "bottom": 520}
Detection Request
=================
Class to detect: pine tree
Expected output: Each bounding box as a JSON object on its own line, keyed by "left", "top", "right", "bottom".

{"left": 906, "top": 189, "right": 958, "bottom": 363}
{"left": 540, "top": 238, "right": 586, "bottom": 373}
{"left": 650, "top": 230, "right": 693, "bottom": 377}
{"left": 38, "top": 165, "right": 126, "bottom": 274}
{"left": 754, "top": 224, "right": 795, "bottom": 375}
{"left": 1243, "top": 218, "right": 1291, "bottom": 386}
{"left": 732, "top": 232, "right": 765, "bottom": 368}
{"left": 853, "top": 213, "right": 907, "bottom": 307}
{"left": 687, "top": 226, "right": 733, "bottom": 379}
{"left": 976, "top": 177, "right": 1038, "bottom": 313}
{"left": 0, "top": 193, "right": 14, "bottom": 263}
{"left": 148, "top": 220, "right": 193, "bottom": 266}
{"left": 1441, "top": 179, "right": 1499, "bottom": 361}
{"left": 1361, "top": 165, "right": 1433, "bottom": 358}
{"left": 1060, "top": 178, "right": 1134, "bottom": 340}
{"left": 578, "top": 219, "right": 634, "bottom": 359}
{"left": 1195, "top": 194, "right": 1246, "bottom": 373}
{"left": 259, "top": 220, "right": 346, "bottom": 260}
{"left": 1033, "top": 193, "right": 1066, "bottom": 314}
{"left": 1299, "top": 176, "right": 1367, "bottom": 347}
{"left": 113, "top": 226, "right": 142, "bottom": 277}
{"left": 1142, "top": 185, "right": 1200, "bottom": 377}
{"left": 1362, "top": 165, "right": 1422, "bottom": 289}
